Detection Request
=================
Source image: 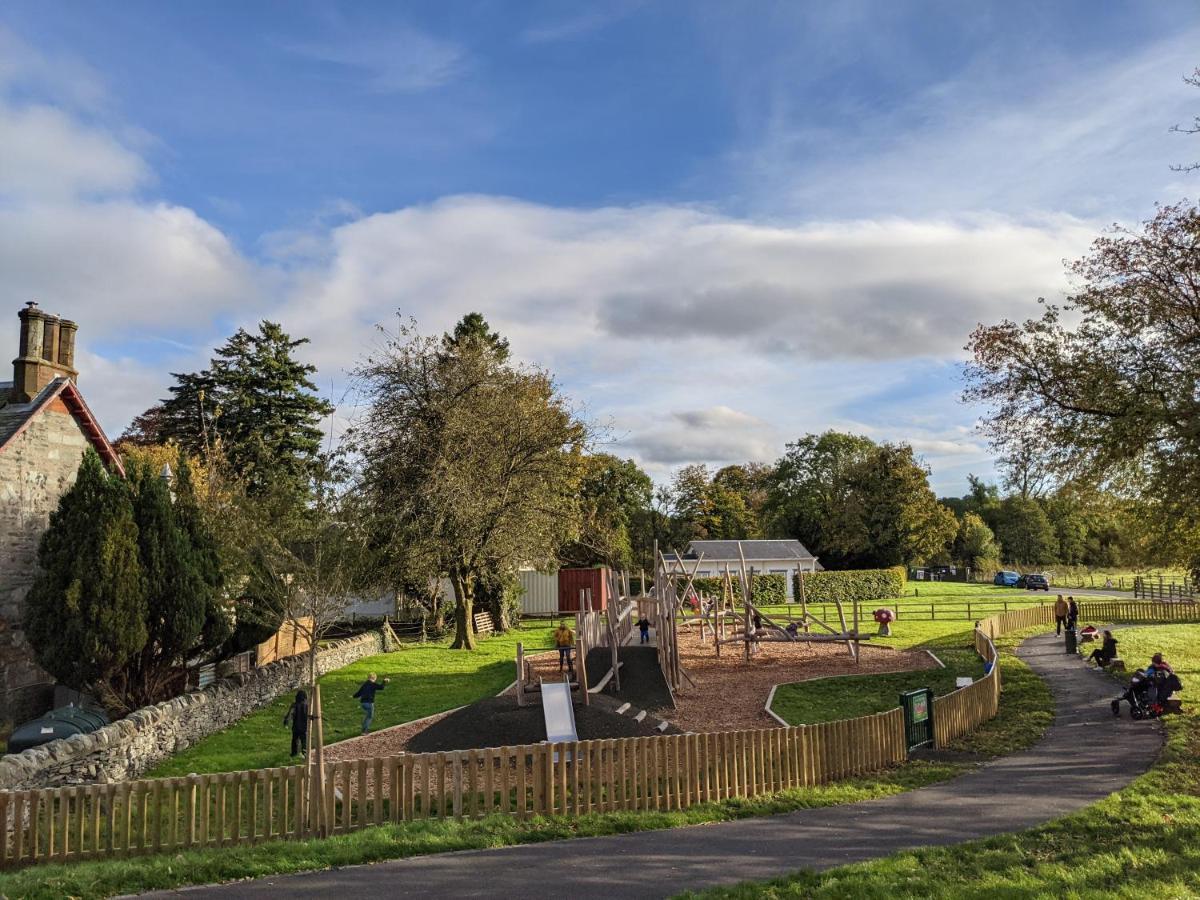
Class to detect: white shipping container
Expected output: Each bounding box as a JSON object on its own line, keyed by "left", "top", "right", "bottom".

{"left": 519, "top": 570, "right": 559, "bottom": 615}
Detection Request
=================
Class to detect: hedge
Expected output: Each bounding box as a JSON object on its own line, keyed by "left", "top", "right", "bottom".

{"left": 686, "top": 573, "right": 788, "bottom": 606}
{"left": 792, "top": 566, "right": 906, "bottom": 604}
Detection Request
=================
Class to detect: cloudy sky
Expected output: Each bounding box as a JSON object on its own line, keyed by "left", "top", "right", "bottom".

{"left": 1, "top": 1, "right": 1196, "bottom": 493}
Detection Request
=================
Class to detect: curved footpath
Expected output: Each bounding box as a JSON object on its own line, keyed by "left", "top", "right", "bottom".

{"left": 144, "top": 630, "right": 1163, "bottom": 899}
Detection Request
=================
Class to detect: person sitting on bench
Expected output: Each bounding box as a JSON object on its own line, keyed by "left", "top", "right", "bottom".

{"left": 1088, "top": 630, "right": 1118, "bottom": 666}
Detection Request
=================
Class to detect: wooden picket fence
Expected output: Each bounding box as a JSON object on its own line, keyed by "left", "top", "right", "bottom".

{"left": 1078, "top": 600, "right": 1198, "bottom": 623}
{"left": 11, "top": 597, "right": 1200, "bottom": 870}
{"left": 0, "top": 710, "right": 904, "bottom": 869}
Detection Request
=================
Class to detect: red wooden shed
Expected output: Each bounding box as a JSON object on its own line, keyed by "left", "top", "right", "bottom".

{"left": 557, "top": 567, "right": 611, "bottom": 613}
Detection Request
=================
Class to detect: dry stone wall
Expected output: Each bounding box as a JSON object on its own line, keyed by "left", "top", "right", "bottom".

{"left": 0, "top": 631, "right": 386, "bottom": 790}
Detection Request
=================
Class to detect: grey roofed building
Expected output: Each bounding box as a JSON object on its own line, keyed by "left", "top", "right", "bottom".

{"left": 680, "top": 539, "right": 818, "bottom": 563}
{"left": 663, "top": 540, "right": 823, "bottom": 599}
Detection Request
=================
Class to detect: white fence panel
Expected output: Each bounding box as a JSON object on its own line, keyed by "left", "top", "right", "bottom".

{"left": 519, "top": 570, "right": 559, "bottom": 615}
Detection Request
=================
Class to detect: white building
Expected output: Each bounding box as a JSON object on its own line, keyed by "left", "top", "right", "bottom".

{"left": 666, "top": 539, "right": 821, "bottom": 600}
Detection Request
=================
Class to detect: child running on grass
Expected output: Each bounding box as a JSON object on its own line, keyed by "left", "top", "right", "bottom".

{"left": 352, "top": 673, "right": 390, "bottom": 735}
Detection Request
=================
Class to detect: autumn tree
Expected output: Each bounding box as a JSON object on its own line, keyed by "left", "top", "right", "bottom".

{"left": 762, "top": 431, "right": 877, "bottom": 566}
{"left": 965, "top": 202, "right": 1200, "bottom": 568}
{"left": 953, "top": 512, "right": 1001, "bottom": 572}
{"left": 559, "top": 454, "right": 652, "bottom": 569}
{"left": 354, "top": 317, "right": 587, "bottom": 649}
{"left": 823, "top": 443, "right": 958, "bottom": 568}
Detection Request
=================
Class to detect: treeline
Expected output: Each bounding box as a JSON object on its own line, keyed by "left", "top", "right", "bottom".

{"left": 574, "top": 431, "right": 1172, "bottom": 575}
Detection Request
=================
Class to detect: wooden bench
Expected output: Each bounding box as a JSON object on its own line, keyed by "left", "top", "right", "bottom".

{"left": 473, "top": 611, "right": 496, "bottom": 636}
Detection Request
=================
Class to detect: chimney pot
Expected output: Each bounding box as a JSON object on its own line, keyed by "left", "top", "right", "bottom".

{"left": 11, "top": 303, "right": 78, "bottom": 402}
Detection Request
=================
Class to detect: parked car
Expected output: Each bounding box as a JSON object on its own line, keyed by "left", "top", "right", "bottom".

{"left": 994, "top": 570, "right": 1021, "bottom": 587}
{"left": 1025, "top": 573, "right": 1051, "bottom": 591}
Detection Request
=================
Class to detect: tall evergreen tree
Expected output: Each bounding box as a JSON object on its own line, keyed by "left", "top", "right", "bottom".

{"left": 145, "top": 322, "right": 332, "bottom": 496}
{"left": 25, "top": 450, "right": 147, "bottom": 704}
{"left": 173, "top": 451, "right": 233, "bottom": 653}
{"left": 442, "top": 312, "right": 510, "bottom": 361}
{"left": 125, "top": 463, "right": 210, "bottom": 705}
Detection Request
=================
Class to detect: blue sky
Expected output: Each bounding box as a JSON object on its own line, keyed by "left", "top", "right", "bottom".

{"left": 1, "top": 1, "right": 1197, "bottom": 493}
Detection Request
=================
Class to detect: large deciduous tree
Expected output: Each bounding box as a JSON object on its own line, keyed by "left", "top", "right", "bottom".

{"left": 354, "top": 317, "right": 587, "bottom": 649}
{"left": 954, "top": 512, "right": 1001, "bottom": 572}
{"left": 823, "top": 443, "right": 958, "bottom": 568}
{"left": 762, "top": 431, "right": 877, "bottom": 566}
{"left": 965, "top": 202, "right": 1200, "bottom": 567}
{"left": 559, "top": 454, "right": 652, "bottom": 569}
{"left": 991, "top": 496, "right": 1057, "bottom": 567}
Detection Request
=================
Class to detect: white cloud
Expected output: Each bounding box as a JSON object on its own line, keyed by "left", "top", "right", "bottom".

{"left": 731, "top": 25, "right": 1200, "bottom": 220}
{"left": 277, "top": 195, "right": 1091, "bottom": 374}
{"left": 621, "top": 406, "right": 780, "bottom": 469}
{"left": 0, "top": 201, "right": 256, "bottom": 332}
{"left": 521, "top": 2, "right": 644, "bottom": 44}
{"left": 284, "top": 27, "right": 465, "bottom": 93}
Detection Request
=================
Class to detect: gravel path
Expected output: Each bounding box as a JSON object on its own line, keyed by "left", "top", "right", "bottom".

{"left": 141, "top": 629, "right": 1162, "bottom": 899}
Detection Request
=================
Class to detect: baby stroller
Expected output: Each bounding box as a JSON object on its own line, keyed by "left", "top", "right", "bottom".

{"left": 1111, "top": 668, "right": 1183, "bottom": 719}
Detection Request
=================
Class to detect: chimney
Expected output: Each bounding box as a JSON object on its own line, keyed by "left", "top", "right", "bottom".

{"left": 11, "top": 302, "right": 79, "bottom": 403}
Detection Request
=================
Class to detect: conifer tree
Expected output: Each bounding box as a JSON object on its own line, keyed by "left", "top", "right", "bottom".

{"left": 25, "top": 450, "right": 147, "bottom": 704}
{"left": 173, "top": 450, "right": 233, "bottom": 653}
{"left": 141, "top": 322, "right": 332, "bottom": 497}
{"left": 126, "top": 462, "right": 210, "bottom": 705}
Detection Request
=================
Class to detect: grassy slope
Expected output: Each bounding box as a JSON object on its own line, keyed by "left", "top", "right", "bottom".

{"left": 150, "top": 624, "right": 557, "bottom": 777}
{"left": 685, "top": 624, "right": 1200, "bottom": 899}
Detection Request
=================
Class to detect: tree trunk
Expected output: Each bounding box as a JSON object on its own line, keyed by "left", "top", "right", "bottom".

{"left": 450, "top": 570, "right": 477, "bottom": 650}
{"left": 307, "top": 644, "right": 326, "bottom": 837}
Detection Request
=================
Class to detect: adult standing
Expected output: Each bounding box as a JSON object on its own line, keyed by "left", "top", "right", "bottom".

{"left": 353, "top": 673, "right": 390, "bottom": 735}
{"left": 1053, "top": 594, "right": 1069, "bottom": 635}
{"left": 1067, "top": 596, "right": 1079, "bottom": 631}
{"left": 283, "top": 689, "right": 310, "bottom": 757}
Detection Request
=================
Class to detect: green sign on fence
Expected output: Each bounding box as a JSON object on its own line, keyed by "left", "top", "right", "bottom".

{"left": 900, "top": 687, "right": 934, "bottom": 752}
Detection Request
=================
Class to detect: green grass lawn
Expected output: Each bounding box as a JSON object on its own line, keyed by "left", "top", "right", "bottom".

{"left": 768, "top": 619, "right": 1051, "bottom": 757}
{"left": 769, "top": 620, "right": 985, "bottom": 725}
{"left": 149, "top": 623, "right": 557, "bottom": 777}
{"left": 681, "top": 623, "right": 1200, "bottom": 900}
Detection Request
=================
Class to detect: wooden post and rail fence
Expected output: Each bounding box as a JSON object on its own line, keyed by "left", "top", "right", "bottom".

{"left": 2, "top": 599, "right": 1197, "bottom": 869}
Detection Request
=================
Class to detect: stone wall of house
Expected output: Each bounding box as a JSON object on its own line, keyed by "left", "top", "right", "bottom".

{"left": 0, "top": 402, "right": 91, "bottom": 727}
{"left": 0, "top": 630, "right": 387, "bottom": 790}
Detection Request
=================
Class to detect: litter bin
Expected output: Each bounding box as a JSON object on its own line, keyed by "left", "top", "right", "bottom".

{"left": 1064, "top": 628, "right": 1078, "bottom": 654}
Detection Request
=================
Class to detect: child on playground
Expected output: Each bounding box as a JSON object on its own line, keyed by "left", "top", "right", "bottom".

{"left": 352, "top": 672, "right": 390, "bottom": 735}
{"left": 555, "top": 620, "right": 575, "bottom": 671}
{"left": 637, "top": 616, "right": 651, "bottom": 644}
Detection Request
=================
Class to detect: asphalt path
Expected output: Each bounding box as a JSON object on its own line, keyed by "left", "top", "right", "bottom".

{"left": 142, "top": 629, "right": 1162, "bottom": 900}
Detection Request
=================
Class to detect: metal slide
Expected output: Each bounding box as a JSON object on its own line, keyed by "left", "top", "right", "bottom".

{"left": 541, "top": 680, "right": 579, "bottom": 743}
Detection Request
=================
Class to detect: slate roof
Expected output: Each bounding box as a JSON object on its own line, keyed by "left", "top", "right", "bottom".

{"left": 679, "top": 539, "right": 817, "bottom": 561}
{"left": 0, "top": 377, "right": 123, "bottom": 474}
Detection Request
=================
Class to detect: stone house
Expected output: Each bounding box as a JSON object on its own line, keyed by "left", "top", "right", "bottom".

{"left": 0, "top": 302, "right": 123, "bottom": 726}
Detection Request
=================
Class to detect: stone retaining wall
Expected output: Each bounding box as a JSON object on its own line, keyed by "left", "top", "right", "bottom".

{"left": 0, "top": 630, "right": 386, "bottom": 790}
